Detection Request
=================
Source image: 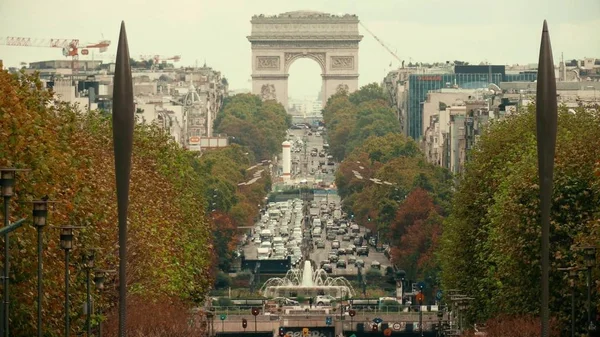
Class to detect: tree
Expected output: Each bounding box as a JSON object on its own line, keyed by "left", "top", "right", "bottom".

{"left": 348, "top": 82, "right": 388, "bottom": 106}
{"left": 439, "top": 105, "right": 600, "bottom": 328}
{"left": 0, "top": 70, "right": 213, "bottom": 335}
{"left": 214, "top": 93, "right": 290, "bottom": 160}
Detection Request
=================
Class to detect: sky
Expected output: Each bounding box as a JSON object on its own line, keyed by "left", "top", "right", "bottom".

{"left": 1, "top": 0, "right": 599, "bottom": 100}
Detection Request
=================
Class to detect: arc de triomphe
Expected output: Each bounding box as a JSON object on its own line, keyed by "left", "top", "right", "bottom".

{"left": 248, "top": 11, "right": 362, "bottom": 109}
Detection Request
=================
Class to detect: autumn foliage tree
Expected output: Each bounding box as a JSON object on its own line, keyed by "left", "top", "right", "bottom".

{"left": 439, "top": 105, "right": 600, "bottom": 329}
{"left": 0, "top": 71, "right": 214, "bottom": 336}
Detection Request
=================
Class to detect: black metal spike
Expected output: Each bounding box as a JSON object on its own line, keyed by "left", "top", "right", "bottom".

{"left": 112, "top": 20, "right": 134, "bottom": 337}
{"left": 535, "top": 20, "right": 558, "bottom": 337}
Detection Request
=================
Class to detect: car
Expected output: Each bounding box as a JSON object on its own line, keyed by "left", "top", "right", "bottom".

{"left": 322, "top": 263, "right": 333, "bottom": 273}
{"left": 326, "top": 233, "right": 336, "bottom": 240}
{"left": 336, "top": 248, "right": 346, "bottom": 256}
{"left": 328, "top": 254, "right": 339, "bottom": 263}
{"left": 342, "top": 235, "right": 351, "bottom": 241}
{"left": 273, "top": 297, "right": 299, "bottom": 306}
{"left": 353, "top": 237, "right": 363, "bottom": 246}
{"left": 355, "top": 259, "right": 365, "bottom": 268}
{"left": 371, "top": 260, "right": 381, "bottom": 269}
{"left": 315, "top": 295, "right": 336, "bottom": 306}
{"left": 336, "top": 260, "right": 347, "bottom": 269}
{"left": 357, "top": 246, "right": 369, "bottom": 256}
{"left": 331, "top": 240, "right": 340, "bottom": 249}
{"left": 316, "top": 240, "right": 326, "bottom": 249}
{"left": 347, "top": 255, "right": 357, "bottom": 264}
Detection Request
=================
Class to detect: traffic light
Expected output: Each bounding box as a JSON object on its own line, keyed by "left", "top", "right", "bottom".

{"left": 278, "top": 327, "right": 285, "bottom": 336}
{"left": 367, "top": 216, "right": 371, "bottom": 222}
{"left": 325, "top": 316, "right": 332, "bottom": 325}
{"left": 251, "top": 307, "right": 260, "bottom": 316}
{"left": 372, "top": 323, "right": 378, "bottom": 331}
{"left": 242, "top": 318, "right": 248, "bottom": 329}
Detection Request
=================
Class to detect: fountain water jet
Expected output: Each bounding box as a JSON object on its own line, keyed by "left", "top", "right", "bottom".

{"left": 261, "top": 260, "right": 355, "bottom": 299}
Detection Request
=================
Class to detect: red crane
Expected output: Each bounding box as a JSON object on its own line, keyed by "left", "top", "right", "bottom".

{"left": 0, "top": 36, "right": 111, "bottom": 76}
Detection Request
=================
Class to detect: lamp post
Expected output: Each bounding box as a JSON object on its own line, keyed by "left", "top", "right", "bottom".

{"left": 94, "top": 269, "right": 114, "bottom": 337}
{"left": 60, "top": 226, "right": 80, "bottom": 337}
{"left": 0, "top": 167, "right": 27, "bottom": 337}
{"left": 32, "top": 199, "right": 50, "bottom": 337}
{"left": 83, "top": 249, "right": 98, "bottom": 337}
{"left": 558, "top": 266, "right": 583, "bottom": 337}
{"left": 584, "top": 247, "right": 597, "bottom": 334}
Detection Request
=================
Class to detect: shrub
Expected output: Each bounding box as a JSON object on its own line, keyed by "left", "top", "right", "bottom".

{"left": 103, "top": 295, "right": 204, "bottom": 337}
{"left": 214, "top": 271, "right": 232, "bottom": 289}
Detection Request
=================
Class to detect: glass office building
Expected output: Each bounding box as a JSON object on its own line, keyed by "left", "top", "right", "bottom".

{"left": 408, "top": 73, "right": 502, "bottom": 140}
{"left": 407, "top": 67, "right": 538, "bottom": 140}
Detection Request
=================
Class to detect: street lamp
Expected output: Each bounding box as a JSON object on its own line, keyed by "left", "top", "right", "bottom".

{"left": 32, "top": 198, "right": 50, "bottom": 337}
{"left": 583, "top": 247, "right": 597, "bottom": 334}
{"left": 83, "top": 248, "right": 100, "bottom": 337}
{"left": 0, "top": 167, "right": 27, "bottom": 337}
{"left": 558, "top": 266, "right": 584, "bottom": 337}
{"left": 94, "top": 269, "right": 115, "bottom": 337}
{"left": 60, "top": 225, "right": 81, "bottom": 337}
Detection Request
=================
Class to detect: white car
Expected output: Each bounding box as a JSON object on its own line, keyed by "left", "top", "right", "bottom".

{"left": 315, "top": 295, "right": 337, "bottom": 306}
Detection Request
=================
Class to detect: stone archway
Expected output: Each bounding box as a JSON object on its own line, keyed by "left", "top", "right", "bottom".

{"left": 248, "top": 11, "right": 362, "bottom": 109}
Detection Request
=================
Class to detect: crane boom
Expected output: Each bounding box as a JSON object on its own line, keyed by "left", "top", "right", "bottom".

{"left": 359, "top": 22, "right": 403, "bottom": 64}
{"left": 0, "top": 36, "right": 111, "bottom": 78}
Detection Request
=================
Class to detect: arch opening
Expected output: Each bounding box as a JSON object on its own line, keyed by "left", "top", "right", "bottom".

{"left": 287, "top": 58, "right": 323, "bottom": 118}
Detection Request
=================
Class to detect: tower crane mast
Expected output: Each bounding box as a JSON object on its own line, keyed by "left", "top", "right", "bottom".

{"left": 359, "top": 22, "right": 403, "bottom": 66}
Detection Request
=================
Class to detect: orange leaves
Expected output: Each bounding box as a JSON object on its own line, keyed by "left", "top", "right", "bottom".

{"left": 0, "top": 71, "right": 213, "bottom": 335}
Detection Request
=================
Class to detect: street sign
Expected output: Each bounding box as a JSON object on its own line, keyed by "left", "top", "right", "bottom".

{"left": 436, "top": 289, "right": 443, "bottom": 300}
{"left": 373, "top": 317, "right": 383, "bottom": 324}
{"left": 384, "top": 328, "right": 393, "bottom": 336}
{"left": 416, "top": 292, "right": 425, "bottom": 303}
{"left": 219, "top": 314, "right": 226, "bottom": 321}
{"left": 393, "top": 323, "right": 401, "bottom": 330}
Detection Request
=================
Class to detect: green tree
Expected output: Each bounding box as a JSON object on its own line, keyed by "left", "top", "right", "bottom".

{"left": 439, "top": 105, "right": 600, "bottom": 327}
{"left": 214, "top": 93, "right": 290, "bottom": 160}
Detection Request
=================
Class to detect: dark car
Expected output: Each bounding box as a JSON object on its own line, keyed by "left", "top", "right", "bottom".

{"left": 328, "top": 254, "right": 339, "bottom": 263}
{"left": 357, "top": 246, "right": 369, "bottom": 256}
{"left": 336, "top": 248, "right": 346, "bottom": 256}
{"left": 336, "top": 260, "right": 347, "bottom": 269}
{"left": 353, "top": 237, "right": 363, "bottom": 246}
{"left": 316, "top": 240, "right": 326, "bottom": 249}
{"left": 347, "top": 255, "right": 357, "bottom": 264}
{"left": 327, "top": 233, "right": 336, "bottom": 240}
{"left": 322, "top": 263, "right": 333, "bottom": 273}
{"left": 355, "top": 259, "right": 365, "bottom": 268}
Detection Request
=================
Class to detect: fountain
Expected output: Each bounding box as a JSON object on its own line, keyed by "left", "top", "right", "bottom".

{"left": 261, "top": 261, "right": 355, "bottom": 299}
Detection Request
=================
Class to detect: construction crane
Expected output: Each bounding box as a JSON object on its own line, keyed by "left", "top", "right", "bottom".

{"left": 0, "top": 36, "right": 110, "bottom": 76}
{"left": 359, "top": 22, "right": 404, "bottom": 67}
{"left": 139, "top": 55, "right": 181, "bottom": 70}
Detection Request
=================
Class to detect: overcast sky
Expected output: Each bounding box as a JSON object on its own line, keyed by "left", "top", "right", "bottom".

{"left": 1, "top": 0, "right": 599, "bottom": 99}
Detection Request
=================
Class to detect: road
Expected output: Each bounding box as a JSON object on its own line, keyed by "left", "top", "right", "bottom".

{"left": 240, "top": 126, "right": 392, "bottom": 274}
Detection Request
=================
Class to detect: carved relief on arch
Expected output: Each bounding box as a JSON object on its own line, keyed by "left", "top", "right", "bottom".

{"left": 284, "top": 52, "right": 326, "bottom": 73}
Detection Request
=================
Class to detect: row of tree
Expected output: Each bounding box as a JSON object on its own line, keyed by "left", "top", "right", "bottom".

{"left": 439, "top": 105, "right": 600, "bottom": 331}
{"left": 325, "top": 84, "right": 452, "bottom": 282}
{"left": 0, "top": 71, "right": 274, "bottom": 335}
{"left": 214, "top": 93, "right": 291, "bottom": 160}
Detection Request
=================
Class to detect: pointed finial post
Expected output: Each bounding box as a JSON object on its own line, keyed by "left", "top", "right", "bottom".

{"left": 535, "top": 19, "right": 557, "bottom": 337}
{"left": 112, "top": 20, "right": 134, "bottom": 337}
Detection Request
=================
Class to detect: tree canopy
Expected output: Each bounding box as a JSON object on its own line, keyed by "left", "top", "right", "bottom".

{"left": 0, "top": 70, "right": 218, "bottom": 335}
{"left": 0, "top": 71, "right": 271, "bottom": 335}
{"left": 439, "top": 105, "right": 600, "bottom": 330}
{"left": 214, "top": 94, "right": 291, "bottom": 160}
{"left": 326, "top": 84, "right": 452, "bottom": 283}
